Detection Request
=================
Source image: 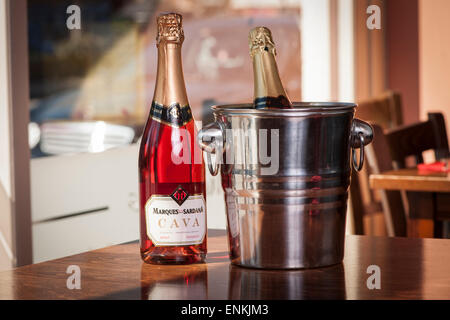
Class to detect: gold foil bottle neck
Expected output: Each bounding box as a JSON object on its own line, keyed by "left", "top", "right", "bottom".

{"left": 249, "top": 26, "right": 276, "bottom": 58}
{"left": 152, "top": 12, "right": 190, "bottom": 119}
{"left": 157, "top": 12, "right": 184, "bottom": 45}
{"left": 249, "top": 26, "right": 292, "bottom": 109}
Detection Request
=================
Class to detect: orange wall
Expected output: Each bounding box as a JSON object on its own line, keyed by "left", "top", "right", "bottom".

{"left": 419, "top": 0, "right": 450, "bottom": 136}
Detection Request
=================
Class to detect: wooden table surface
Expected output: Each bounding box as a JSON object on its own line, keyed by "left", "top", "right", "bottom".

{"left": 370, "top": 168, "right": 450, "bottom": 192}
{"left": 0, "top": 229, "right": 449, "bottom": 300}
{"left": 370, "top": 168, "right": 450, "bottom": 237}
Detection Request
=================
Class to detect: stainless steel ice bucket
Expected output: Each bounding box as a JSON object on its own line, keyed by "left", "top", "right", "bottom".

{"left": 198, "top": 102, "right": 373, "bottom": 269}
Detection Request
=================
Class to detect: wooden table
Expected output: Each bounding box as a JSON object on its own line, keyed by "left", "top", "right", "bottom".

{"left": 370, "top": 168, "right": 450, "bottom": 237}
{"left": 370, "top": 168, "right": 450, "bottom": 193}
{"left": 0, "top": 230, "right": 449, "bottom": 300}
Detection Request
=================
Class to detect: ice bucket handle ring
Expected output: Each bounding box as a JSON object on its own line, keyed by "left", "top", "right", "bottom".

{"left": 198, "top": 117, "right": 374, "bottom": 175}
{"left": 197, "top": 121, "right": 225, "bottom": 176}
{"left": 350, "top": 119, "right": 374, "bottom": 172}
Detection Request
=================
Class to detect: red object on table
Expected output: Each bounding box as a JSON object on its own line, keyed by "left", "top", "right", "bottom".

{"left": 417, "top": 162, "right": 449, "bottom": 172}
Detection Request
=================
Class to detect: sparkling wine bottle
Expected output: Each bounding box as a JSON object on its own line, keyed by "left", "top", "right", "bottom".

{"left": 138, "top": 13, "right": 206, "bottom": 264}
{"left": 249, "top": 26, "right": 293, "bottom": 109}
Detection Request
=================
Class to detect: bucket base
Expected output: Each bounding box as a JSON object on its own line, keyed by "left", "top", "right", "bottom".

{"left": 224, "top": 192, "right": 348, "bottom": 270}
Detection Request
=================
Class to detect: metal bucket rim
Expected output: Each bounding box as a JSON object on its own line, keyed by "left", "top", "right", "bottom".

{"left": 211, "top": 102, "right": 357, "bottom": 116}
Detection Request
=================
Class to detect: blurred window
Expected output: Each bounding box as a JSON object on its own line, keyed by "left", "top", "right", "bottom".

{"left": 27, "top": 0, "right": 301, "bottom": 157}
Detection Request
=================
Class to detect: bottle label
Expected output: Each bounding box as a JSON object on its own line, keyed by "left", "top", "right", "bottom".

{"left": 145, "top": 187, "right": 206, "bottom": 246}
{"left": 149, "top": 101, "right": 193, "bottom": 128}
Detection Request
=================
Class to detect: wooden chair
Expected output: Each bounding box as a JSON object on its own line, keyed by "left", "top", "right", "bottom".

{"left": 385, "top": 113, "right": 449, "bottom": 169}
{"left": 356, "top": 91, "right": 403, "bottom": 130}
{"left": 374, "top": 113, "right": 450, "bottom": 237}
{"left": 351, "top": 91, "right": 404, "bottom": 236}
{"left": 368, "top": 124, "right": 407, "bottom": 236}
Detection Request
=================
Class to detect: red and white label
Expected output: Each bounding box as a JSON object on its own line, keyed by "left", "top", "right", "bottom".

{"left": 145, "top": 194, "right": 206, "bottom": 246}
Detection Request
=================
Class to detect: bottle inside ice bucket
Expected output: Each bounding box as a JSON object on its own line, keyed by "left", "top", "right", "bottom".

{"left": 249, "top": 26, "right": 293, "bottom": 109}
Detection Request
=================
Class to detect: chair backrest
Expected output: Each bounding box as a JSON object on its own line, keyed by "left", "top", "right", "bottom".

{"left": 386, "top": 113, "right": 450, "bottom": 169}
{"left": 368, "top": 124, "right": 407, "bottom": 236}
{"left": 350, "top": 91, "right": 404, "bottom": 236}
{"left": 356, "top": 91, "right": 403, "bottom": 130}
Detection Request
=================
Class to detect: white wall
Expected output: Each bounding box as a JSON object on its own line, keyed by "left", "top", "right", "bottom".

{"left": 0, "top": 0, "right": 32, "bottom": 269}
{"left": 0, "top": 0, "right": 14, "bottom": 270}
{"left": 0, "top": 0, "right": 12, "bottom": 197}
{"left": 299, "top": 0, "right": 354, "bottom": 102}
{"left": 299, "top": 0, "right": 331, "bottom": 101}
{"left": 337, "top": 0, "right": 355, "bottom": 102}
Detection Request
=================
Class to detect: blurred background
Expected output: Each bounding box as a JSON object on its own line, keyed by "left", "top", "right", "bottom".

{"left": 1, "top": 0, "right": 450, "bottom": 269}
